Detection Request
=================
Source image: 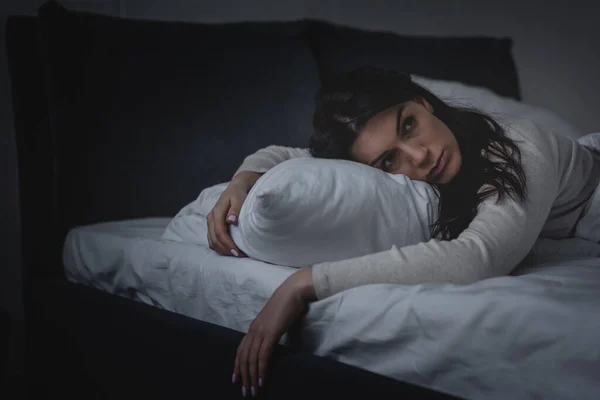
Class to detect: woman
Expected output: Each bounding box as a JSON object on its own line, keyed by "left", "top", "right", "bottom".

{"left": 207, "top": 67, "right": 600, "bottom": 398}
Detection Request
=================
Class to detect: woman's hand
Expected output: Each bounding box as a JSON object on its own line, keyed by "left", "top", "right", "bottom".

{"left": 207, "top": 171, "right": 262, "bottom": 257}
{"left": 232, "top": 267, "right": 316, "bottom": 397}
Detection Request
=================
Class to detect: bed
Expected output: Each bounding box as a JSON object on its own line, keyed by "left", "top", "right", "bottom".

{"left": 62, "top": 210, "right": 600, "bottom": 399}
{"left": 8, "top": 1, "right": 600, "bottom": 399}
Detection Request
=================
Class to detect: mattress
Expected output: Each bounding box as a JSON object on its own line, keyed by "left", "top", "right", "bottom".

{"left": 63, "top": 218, "right": 600, "bottom": 400}
{"left": 63, "top": 218, "right": 295, "bottom": 333}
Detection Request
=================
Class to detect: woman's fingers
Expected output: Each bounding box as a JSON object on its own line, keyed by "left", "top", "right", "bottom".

{"left": 208, "top": 202, "right": 244, "bottom": 257}
{"left": 248, "top": 332, "right": 263, "bottom": 397}
{"left": 226, "top": 212, "right": 238, "bottom": 225}
{"left": 207, "top": 212, "right": 218, "bottom": 251}
{"left": 206, "top": 213, "right": 215, "bottom": 250}
{"left": 225, "top": 200, "right": 247, "bottom": 257}
{"left": 207, "top": 212, "right": 227, "bottom": 255}
{"left": 206, "top": 181, "right": 250, "bottom": 257}
{"left": 214, "top": 215, "right": 243, "bottom": 257}
{"left": 238, "top": 334, "right": 254, "bottom": 397}
{"left": 233, "top": 337, "right": 242, "bottom": 385}
{"left": 226, "top": 196, "right": 243, "bottom": 226}
{"left": 213, "top": 200, "right": 243, "bottom": 257}
{"left": 235, "top": 329, "right": 272, "bottom": 397}
{"left": 257, "top": 337, "right": 275, "bottom": 390}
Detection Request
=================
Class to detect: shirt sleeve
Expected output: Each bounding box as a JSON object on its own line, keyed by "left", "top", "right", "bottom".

{"left": 234, "top": 145, "right": 311, "bottom": 177}
{"left": 311, "top": 121, "right": 561, "bottom": 300}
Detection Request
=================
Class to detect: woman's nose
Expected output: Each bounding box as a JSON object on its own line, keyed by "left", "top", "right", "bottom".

{"left": 401, "top": 143, "right": 429, "bottom": 167}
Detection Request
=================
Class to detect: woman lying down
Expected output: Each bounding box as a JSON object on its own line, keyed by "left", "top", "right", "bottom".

{"left": 206, "top": 67, "right": 600, "bottom": 398}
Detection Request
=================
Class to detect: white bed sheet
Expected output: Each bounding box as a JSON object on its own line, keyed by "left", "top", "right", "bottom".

{"left": 63, "top": 218, "right": 294, "bottom": 333}
{"left": 298, "top": 258, "right": 600, "bottom": 400}
{"left": 63, "top": 218, "right": 600, "bottom": 400}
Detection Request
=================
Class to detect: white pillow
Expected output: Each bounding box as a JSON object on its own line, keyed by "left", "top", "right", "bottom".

{"left": 412, "top": 75, "right": 584, "bottom": 140}
{"left": 161, "top": 182, "right": 229, "bottom": 248}
{"left": 162, "top": 158, "right": 439, "bottom": 267}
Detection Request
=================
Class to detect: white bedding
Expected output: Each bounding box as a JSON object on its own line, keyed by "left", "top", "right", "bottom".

{"left": 63, "top": 218, "right": 600, "bottom": 400}
{"left": 63, "top": 218, "right": 293, "bottom": 332}
{"left": 298, "top": 259, "right": 600, "bottom": 400}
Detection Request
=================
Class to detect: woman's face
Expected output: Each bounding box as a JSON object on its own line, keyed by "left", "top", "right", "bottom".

{"left": 350, "top": 98, "right": 462, "bottom": 184}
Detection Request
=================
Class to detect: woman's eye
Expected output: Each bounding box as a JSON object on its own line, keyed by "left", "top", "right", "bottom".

{"left": 382, "top": 152, "right": 395, "bottom": 171}
{"left": 403, "top": 116, "right": 415, "bottom": 135}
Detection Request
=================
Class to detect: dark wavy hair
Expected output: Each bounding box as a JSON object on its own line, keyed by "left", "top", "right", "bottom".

{"left": 309, "top": 67, "right": 527, "bottom": 240}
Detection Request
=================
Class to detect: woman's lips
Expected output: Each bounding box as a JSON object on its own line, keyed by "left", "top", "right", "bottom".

{"left": 431, "top": 151, "right": 447, "bottom": 182}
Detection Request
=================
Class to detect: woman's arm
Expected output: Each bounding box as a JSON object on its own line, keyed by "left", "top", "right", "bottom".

{"left": 232, "top": 121, "right": 561, "bottom": 395}
{"left": 311, "top": 121, "right": 561, "bottom": 299}
{"left": 208, "top": 145, "right": 311, "bottom": 257}
{"left": 233, "top": 145, "right": 310, "bottom": 177}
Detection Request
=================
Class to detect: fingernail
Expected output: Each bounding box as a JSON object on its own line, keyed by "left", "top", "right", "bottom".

{"left": 227, "top": 215, "right": 237, "bottom": 222}
{"left": 259, "top": 378, "right": 263, "bottom": 388}
{"left": 231, "top": 249, "right": 239, "bottom": 257}
{"left": 251, "top": 386, "right": 256, "bottom": 397}
{"left": 242, "top": 386, "right": 247, "bottom": 397}
{"left": 232, "top": 372, "right": 236, "bottom": 384}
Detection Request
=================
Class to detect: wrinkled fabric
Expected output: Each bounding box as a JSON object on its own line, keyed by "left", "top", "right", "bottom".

{"left": 63, "top": 218, "right": 292, "bottom": 332}
{"left": 299, "top": 258, "right": 600, "bottom": 400}
{"left": 64, "top": 219, "right": 600, "bottom": 399}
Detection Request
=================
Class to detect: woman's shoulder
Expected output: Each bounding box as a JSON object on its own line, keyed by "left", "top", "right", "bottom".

{"left": 502, "top": 117, "right": 549, "bottom": 143}
{"left": 501, "top": 118, "right": 551, "bottom": 156}
{"left": 497, "top": 117, "right": 573, "bottom": 190}
{"left": 501, "top": 117, "right": 577, "bottom": 163}
{"left": 502, "top": 116, "right": 580, "bottom": 145}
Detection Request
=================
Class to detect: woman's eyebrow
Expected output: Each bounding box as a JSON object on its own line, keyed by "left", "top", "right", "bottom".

{"left": 395, "top": 103, "right": 406, "bottom": 137}
{"left": 369, "top": 104, "right": 406, "bottom": 167}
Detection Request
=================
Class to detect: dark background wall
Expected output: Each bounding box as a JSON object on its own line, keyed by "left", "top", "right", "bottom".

{"left": 2, "top": 0, "right": 599, "bottom": 373}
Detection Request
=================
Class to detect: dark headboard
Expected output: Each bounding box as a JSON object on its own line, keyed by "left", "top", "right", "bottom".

{"left": 6, "top": 1, "right": 521, "bottom": 279}
{"left": 6, "top": 16, "right": 57, "bottom": 279}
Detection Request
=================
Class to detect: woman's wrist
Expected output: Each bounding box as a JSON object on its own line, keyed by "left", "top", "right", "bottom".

{"left": 232, "top": 171, "right": 263, "bottom": 192}
{"left": 291, "top": 267, "right": 317, "bottom": 302}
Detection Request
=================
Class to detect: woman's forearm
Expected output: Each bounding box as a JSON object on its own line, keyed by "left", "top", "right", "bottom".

{"left": 231, "top": 171, "right": 263, "bottom": 192}
{"left": 234, "top": 145, "right": 311, "bottom": 177}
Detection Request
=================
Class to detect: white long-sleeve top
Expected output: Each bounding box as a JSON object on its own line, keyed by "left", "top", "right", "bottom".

{"left": 235, "top": 119, "right": 600, "bottom": 299}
